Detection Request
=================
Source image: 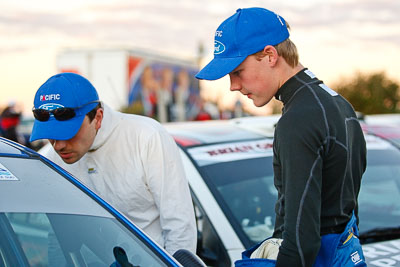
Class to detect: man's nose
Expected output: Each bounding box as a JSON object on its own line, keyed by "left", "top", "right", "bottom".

{"left": 229, "top": 75, "right": 241, "bottom": 92}
{"left": 51, "top": 140, "right": 66, "bottom": 151}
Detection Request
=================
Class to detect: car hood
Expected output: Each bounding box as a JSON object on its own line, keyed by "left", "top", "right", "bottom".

{"left": 363, "top": 238, "right": 400, "bottom": 266}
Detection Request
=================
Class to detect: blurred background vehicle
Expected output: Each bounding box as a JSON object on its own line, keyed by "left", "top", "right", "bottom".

{"left": 0, "top": 101, "right": 47, "bottom": 151}
{"left": 0, "top": 102, "right": 21, "bottom": 143}
{"left": 0, "top": 137, "right": 204, "bottom": 267}
{"left": 364, "top": 113, "right": 400, "bottom": 127}
{"left": 16, "top": 115, "right": 48, "bottom": 151}
{"left": 361, "top": 123, "right": 400, "bottom": 148}
{"left": 357, "top": 113, "right": 400, "bottom": 149}
{"left": 164, "top": 116, "right": 400, "bottom": 267}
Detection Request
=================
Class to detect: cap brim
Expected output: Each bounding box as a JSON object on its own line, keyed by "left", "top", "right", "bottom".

{"left": 195, "top": 56, "right": 247, "bottom": 81}
{"left": 29, "top": 115, "right": 85, "bottom": 142}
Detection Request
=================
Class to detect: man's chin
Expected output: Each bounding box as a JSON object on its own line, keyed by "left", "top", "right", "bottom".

{"left": 59, "top": 155, "right": 79, "bottom": 164}
{"left": 253, "top": 101, "right": 266, "bottom": 108}
{"left": 253, "top": 97, "right": 271, "bottom": 108}
{"left": 61, "top": 158, "right": 77, "bottom": 164}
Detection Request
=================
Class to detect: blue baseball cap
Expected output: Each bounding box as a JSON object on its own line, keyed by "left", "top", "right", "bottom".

{"left": 30, "top": 73, "right": 100, "bottom": 142}
{"left": 196, "top": 7, "right": 289, "bottom": 81}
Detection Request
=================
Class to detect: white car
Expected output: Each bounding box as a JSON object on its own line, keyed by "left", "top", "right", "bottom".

{"left": 164, "top": 116, "right": 400, "bottom": 267}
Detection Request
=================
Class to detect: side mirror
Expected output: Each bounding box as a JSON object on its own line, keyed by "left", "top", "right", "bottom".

{"left": 173, "top": 249, "right": 206, "bottom": 267}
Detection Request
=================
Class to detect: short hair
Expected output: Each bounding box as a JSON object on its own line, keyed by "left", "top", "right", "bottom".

{"left": 253, "top": 22, "right": 299, "bottom": 68}
{"left": 86, "top": 103, "right": 102, "bottom": 122}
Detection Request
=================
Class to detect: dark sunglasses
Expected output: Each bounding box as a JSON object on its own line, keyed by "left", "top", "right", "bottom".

{"left": 32, "top": 100, "right": 100, "bottom": 122}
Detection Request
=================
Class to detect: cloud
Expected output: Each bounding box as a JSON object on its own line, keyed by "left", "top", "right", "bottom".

{"left": 1, "top": 0, "right": 399, "bottom": 114}
{"left": 0, "top": 0, "right": 399, "bottom": 56}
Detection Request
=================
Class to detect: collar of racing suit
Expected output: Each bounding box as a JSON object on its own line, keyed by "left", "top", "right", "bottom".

{"left": 89, "top": 104, "right": 120, "bottom": 152}
{"left": 275, "top": 68, "right": 322, "bottom": 106}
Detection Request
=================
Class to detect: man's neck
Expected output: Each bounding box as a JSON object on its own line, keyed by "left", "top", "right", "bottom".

{"left": 277, "top": 63, "right": 304, "bottom": 89}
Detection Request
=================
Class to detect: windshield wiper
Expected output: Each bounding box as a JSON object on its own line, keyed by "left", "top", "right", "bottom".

{"left": 359, "top": 226, "right": 400, "bottom": 244}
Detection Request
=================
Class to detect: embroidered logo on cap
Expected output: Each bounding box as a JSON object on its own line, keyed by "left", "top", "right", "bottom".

{"left": 214, "top": 40, "right": 225, "bottom": 54}
{"left": 38, "top": 103, "right": 64, "bottom": 110}
{"left": 40, "top": 94, "right": 61, "bottom": 101}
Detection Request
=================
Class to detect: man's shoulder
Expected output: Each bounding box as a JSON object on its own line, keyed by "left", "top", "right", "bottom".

{"left": 280, "top": 104, "right": 321, "bottom": 123}
{"left": 113, "top": 112, "right": 169, "bottom": 140}
{"left": 119, "top": 112, "right": 163, "bottom": 130}
{"left": 277, "top": 105, "right": 327, "bottom": 138}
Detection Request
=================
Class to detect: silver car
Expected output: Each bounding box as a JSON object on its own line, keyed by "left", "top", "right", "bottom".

{"left": 0, "top": 137, "right": 204, "bottom": 267}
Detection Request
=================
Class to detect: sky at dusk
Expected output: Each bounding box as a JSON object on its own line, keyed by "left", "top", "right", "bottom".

{"left": 1, "top": 0, "right": 399, "bottom": 115}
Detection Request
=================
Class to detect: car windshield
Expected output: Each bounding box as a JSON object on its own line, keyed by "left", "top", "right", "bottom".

{"left": 0, "top": 154, "right": 172, "bottom": 267}
{"left": 187, "top": 139, "right": 276, "bottom": 248}
{"left": 200, "top": 157, "right": 276, "bottom": 248}
{"left": 187, "top": 136, "right": 400, "bottom": 248}
{"left": 357, "top": 143, "right": 400, "bottom": 234}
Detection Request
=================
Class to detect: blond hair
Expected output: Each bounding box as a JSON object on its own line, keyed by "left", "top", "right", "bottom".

{"left": 254, "top": 22, "right": 299, "bottom": 68}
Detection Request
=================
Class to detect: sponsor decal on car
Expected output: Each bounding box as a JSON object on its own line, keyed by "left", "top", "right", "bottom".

{"left": 188, "top": 139, "right": 274, "bottom": 166}
{"left": 0, "top": 163, "right": 18, "bottom": 181}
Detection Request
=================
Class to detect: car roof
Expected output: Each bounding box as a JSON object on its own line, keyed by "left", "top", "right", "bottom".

{"left": 0, "top": 137, "right": 32, "bottom": 157}
{"left": 364, "top": 113, "right": 400, "bottom": 127}
{"left": 164, "top": 116, "right": 399, "bottom": 151}
{"left": 360, "top": 122, "right": 400, "bottom": 147}
{"left": 163, "top": 119, "right": 269, "bottom": 147}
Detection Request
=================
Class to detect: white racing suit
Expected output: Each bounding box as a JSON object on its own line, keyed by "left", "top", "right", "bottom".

{"left": 42, "top": 104, "right": 197, "bottom": 255}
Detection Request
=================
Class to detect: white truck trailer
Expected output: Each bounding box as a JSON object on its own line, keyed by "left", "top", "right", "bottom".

{"left": 56, "top": 48, "right": 201, "bottom": 122}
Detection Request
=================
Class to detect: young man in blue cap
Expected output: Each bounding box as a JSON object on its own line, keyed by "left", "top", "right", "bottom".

{"left": 30, "top": 72, "right": 197, "bottom": 256}
{"left": 197, "top": 7, "right": 367, "bottom": 267}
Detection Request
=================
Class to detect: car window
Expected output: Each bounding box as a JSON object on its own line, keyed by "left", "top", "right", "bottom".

{"left": 1, "top": 212, "right": 169, "bottom": 267}
{"left": 217, "top": 174, "right": 276, "bottom": 243}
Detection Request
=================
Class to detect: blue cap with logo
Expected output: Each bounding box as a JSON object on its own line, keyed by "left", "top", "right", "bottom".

{"left": 196, "top": 7, "right": 289, "bottom": 81}
{"left": 30, "top": 73, "right": 100, "bottom": 142}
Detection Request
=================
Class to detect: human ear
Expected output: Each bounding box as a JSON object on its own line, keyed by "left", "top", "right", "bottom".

{"left": 263, "top": 45, "right": 278, "bottom": 65}
{"left": 95, "top": 108, "right": 104, "bottom": 130}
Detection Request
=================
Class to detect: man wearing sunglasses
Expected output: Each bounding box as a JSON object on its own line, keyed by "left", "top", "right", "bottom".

{"left": 30, "top": 72, "right": 197, "bottom": 255}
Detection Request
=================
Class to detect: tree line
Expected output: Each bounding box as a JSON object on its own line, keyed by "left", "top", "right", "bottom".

{"left": 333, "top": 72, "right": 400, "bottom": 115}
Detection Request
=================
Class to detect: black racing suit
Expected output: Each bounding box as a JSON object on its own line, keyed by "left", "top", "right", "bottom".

{"left": 272, "top": 68, "right": 367, "bottom": 267}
